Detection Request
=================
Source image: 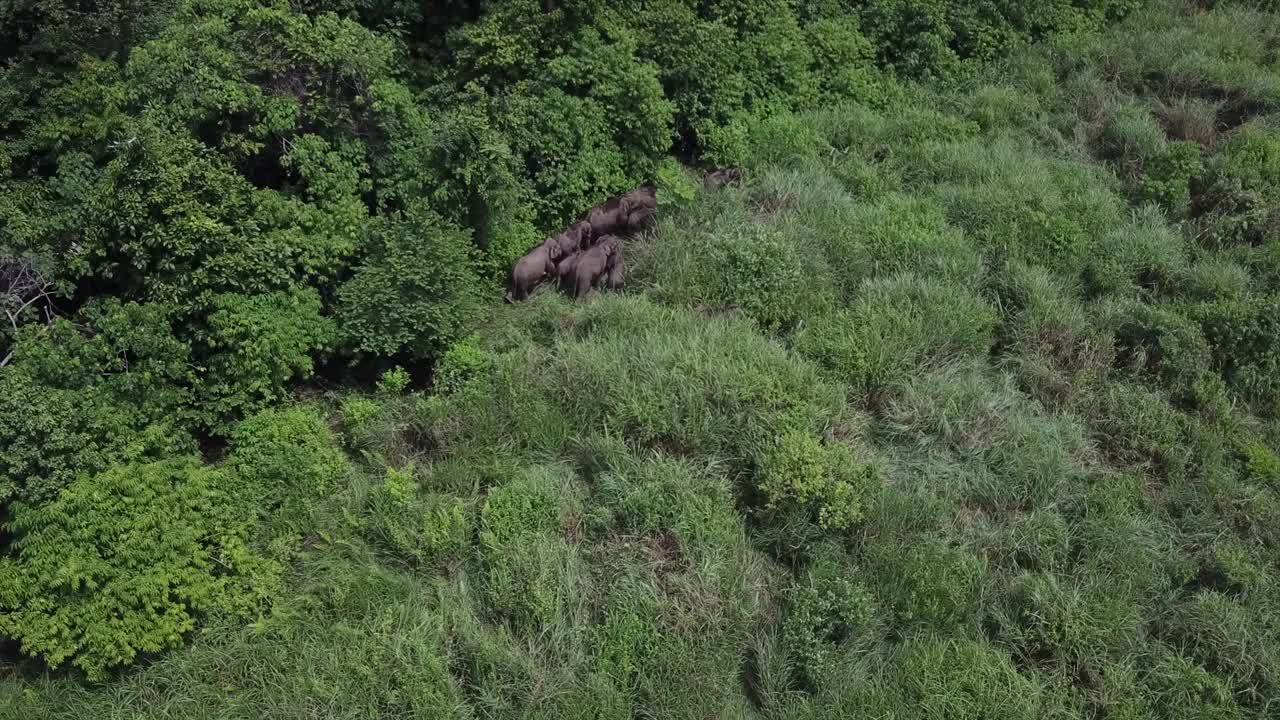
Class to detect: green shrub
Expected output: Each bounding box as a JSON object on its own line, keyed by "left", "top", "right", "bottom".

{"left": 701, "top": 223, "right": 833, "bottom": 330}
{"left": 1189, "top": 294, "right": 1280, "bottom": 415}
{"left": 1106, "top": 300, "right": 1213, "bottom": 395}
{"left": 376, "top": 366, "right": 412, "bottom": 396}
{"left": 1159, "top": 591, "right": 1280, "bottom": 706}
{"left": 226, "top": 405, "right": 350, "bottom": 544}
{"left": 338, "top": 207, "right": 483, "bottom": 360}
{"left": 198, "top": 288, "right": 335, "bottom": 432}
{"left": 432, "top": 334, "right": 494, "bottom": 396}
{"left": 888, "top": 636, "right": 1042, "bottom": 720}
{"left": 1243, "top": 440, "right": 1280, "bottom": 488}
{"left": 757, "top": 430, "right": 878, "bottom": 530}
{"left": 1000, "top": 573, "right": 1142, "bottom": 675}
{"left": 364, "top": 465, "right": 470, "bottom": 567}
{"left": 782, "top": 569, "right": 876, "bottom": 687}
{"left": 0, "top": 370, "right": 191, "bottom": 507}
{"left": 0, "top": 457, "right": 274, "bottom": 679}
{"left": 477, "top": 467, "right": 581, "bottom": 631}
{"left": 1196, "top": 124, "right": 1280, "bottom": 247}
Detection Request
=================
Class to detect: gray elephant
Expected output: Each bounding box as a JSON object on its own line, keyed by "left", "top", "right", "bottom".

{"left": 570, "top": 236, "right": 619, "bottom": 299}
{"left": 508, "top": 239, "right": 563, "bottom": 301}
{"left": 553, "top": 221, "right": 592, "bottom": 255}
{"left": 583, "top": 185, "right": 657, "bottom": 239}
{"left": 557, "top": 249, "right": 583, "bottom": 295}
{"left": 603, "top": 250, "right": 624, "bottom": 290}
{"left": 704, "top": 168, "right": 742, "bottom": 189}
{"left": 621, "top": 185, "right": 657, "bottom": 230}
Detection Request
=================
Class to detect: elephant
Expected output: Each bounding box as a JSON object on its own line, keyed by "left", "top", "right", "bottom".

{"left": 553, "top": 221, "right": 592, "bottom": 256}
{"left": 557, "top": 250, "right": 583, "bottom": 294}
{"left": 508, "top": 239, "right": 563, "bottom": 301}
{"left": 704, "top": 168, "right": 742, "bottom": 189}
{"left": 621, "top": 185, "right": 657, "bottom": 230}
{"left": 570, "top": 236, "right": 619, "bottom": 299}
{"left": 603, "top": 251, "right": 624, "bottom": 290}
{"left": 582, "top": 195, "right": 631, "bottom": 239}
{"left": 582, "top": 185, "right": 651, "bottom": 236}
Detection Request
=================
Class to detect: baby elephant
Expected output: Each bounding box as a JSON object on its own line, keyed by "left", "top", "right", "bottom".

{"left": 705, "top": 167, "right": 742, "bottom": 189}
{"left": 603, "top": 251, "right": 624, "bottom": 290}
{"left": 552, "top": 221, "right": 592, "bottom": 256}
{"left": 570, "top": 236, "right": 619, "bottom": 299}
{"left": 508, "top": 239, "right": 562, "bottom": 301}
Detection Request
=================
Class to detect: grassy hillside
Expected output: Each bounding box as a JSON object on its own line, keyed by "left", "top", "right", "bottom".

{"left": 6, "top": 1, "right": 1280, "bottom": 718}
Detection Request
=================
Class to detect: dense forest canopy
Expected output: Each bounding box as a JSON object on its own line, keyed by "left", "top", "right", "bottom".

{"left": 5, "top": 0, "right": 1280, "bottom": 718}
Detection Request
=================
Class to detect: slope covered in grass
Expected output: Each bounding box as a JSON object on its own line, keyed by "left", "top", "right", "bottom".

{"left": 6, "top": 1, "right": 1280, "bottom": 718}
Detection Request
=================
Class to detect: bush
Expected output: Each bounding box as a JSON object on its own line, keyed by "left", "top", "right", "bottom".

{"left": 782, "top": 569, "right": 876, "bottom": 687}
{"left": 757, "top": 430, "right": 878, "bottom": 530}
{"left": 477, "top": 467, "right": 581, "bottom": 632}
{"left": 338, "top": 207, "right": 484, "bottom": 360}
{"left": 1000, "top": 573, "right": 1142, "bottom": 675}
{"left": 0, "top": 370, "right": 191, "bottom": 508}
{"left": 0, "top": 457, "right": 274, "bottom": 679}
{"left": 888, "top": 636, "right": 1042, "bottom": 720}
{"left": 1195, "top": 124, "right": 1280, "bottom": 247}
{"left": 866, "top": 535, "right": 986, "bottom": 632}
{"left": 432, "top": 334, "right": 495, "bottom": 396}
{"left": 198, "top": 288, "right": 336, "bottom": 432}
{"left": 705, "top": 223, "right": 831, "bottom": 330}
{"left": 1106, "top": 300, "right": 1213, "bottom": 396}
{"left": 225, "top": 405, "right": 350, "bottom": 545}
{"left": 364, "top": 465, "right": 471, "bottom": 567}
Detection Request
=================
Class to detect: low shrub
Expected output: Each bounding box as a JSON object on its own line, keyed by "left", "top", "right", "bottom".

{"left": 888, "top": 636, "right": 1042, "bottom": 720}
{"left": 782, "top": 569, "right": 876, "bottom": 688}
{"left": 1000, "top": 573, "right": 1142, "bottom": 675}
{"left": 0, "top": 457, "right": 275, "bottom": 679}
{"left": 226, "top": 405, "right": 350, "bottom": 545}
{"left": 338, "top": 206, "right": 484, "bottom": 360}
{"left": 364, "top": 465, "right": 471, "bottom": 567}
{"left": 757, "top": 430, "right": 878, "bottom": 530}
{"left": 865, "top": 535, "right": 986, "bottom": 632}
{"left": 476, "top": 467, "right": 582, "bottom": 632}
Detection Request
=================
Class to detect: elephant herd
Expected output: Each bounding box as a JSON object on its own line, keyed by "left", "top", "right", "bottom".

{"left": 506, "top": 169, "right": 742, "bottom": 302}
{"left": 508, "top": 185, "right": 657, "bottom": 302}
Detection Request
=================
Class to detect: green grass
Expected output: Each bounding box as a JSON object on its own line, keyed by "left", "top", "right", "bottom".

{"left": 7, "top": 1, "right": 1280, "bottom": 717}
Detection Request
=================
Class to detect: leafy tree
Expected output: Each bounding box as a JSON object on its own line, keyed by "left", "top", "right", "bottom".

{"left": 338, "top": 207, "right": 483, "bottom": 360}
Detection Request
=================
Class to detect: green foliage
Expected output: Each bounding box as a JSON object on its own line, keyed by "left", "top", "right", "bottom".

{"left": 338, "top": 208, "right": 483, "bottom": 360}
{"left": 757, "top": 431, "right": 877, "bottom": 530}
{"left": 376, "top": 366, "right": 412, "bottom": 396}
{"left": 363, "top": 465, "right": 470, "bottom": 567}
{"left": 0, "top": 457, "right": 274, "bottom": 679}
{"left": 888, "top": 636, "right": 1043, "bottom": 720}
{"left": 432, "top": 333, "right": 494, "bottom": 396}
{"left": 794, "top": 274, "right": 997, "bottom": 393}
{"left": 867, "top": 536, "right": 986, "bottom": 632}
{"left": 782, "top": 568, "right": 876, "bottom": 686}
{"left": 477, "top": 468, "right": 580, "bottom": 632}
{"left": 199, "top": 288, "right": 335, "bottom": 431}
{"left": 225, "top": 405, "right": 350, "bottom": 544}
